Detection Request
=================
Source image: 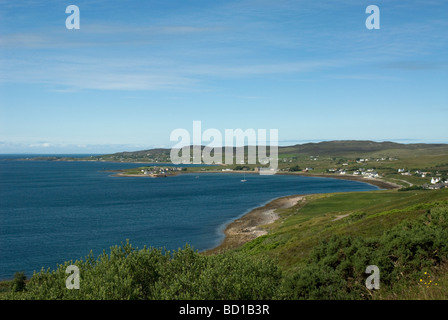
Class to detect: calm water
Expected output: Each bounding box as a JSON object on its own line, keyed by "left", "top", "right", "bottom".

{"left": 0, "top": 156, "right": 379, "bottom": 280}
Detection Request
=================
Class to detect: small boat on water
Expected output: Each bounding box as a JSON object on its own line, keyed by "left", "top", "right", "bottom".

{"left": 241, "top": 173, "right": 247, "bottom": 182}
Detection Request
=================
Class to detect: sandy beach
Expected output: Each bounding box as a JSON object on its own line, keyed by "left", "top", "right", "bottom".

{"left": 291, "top": 172, "right": 401, "bottom": 190}
{"left": 204, "top": 194, "right": 305, "bottom": 254}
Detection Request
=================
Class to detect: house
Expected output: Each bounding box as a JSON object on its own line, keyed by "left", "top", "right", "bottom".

{"left": 362, "top": 171, "right": 379, "bottom": 178}
{"left": 423, "top": 182, "right": 448, "bottom": 189}
{"left": 431, "top": 177, "right": 441, "bottom": 184}
{"left": 427, "top": 183, "right": 448, "bottom": 190}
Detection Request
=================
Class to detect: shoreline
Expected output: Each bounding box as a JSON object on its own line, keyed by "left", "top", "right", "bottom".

{"left": 204, "top": 194, "right": 306, "bottom": 255}
{"left": 111, "top": 172, "right": 179, "bottom": 178}
{"left": 113, "top": 169, "right": 401, "bottom": 190}
{"left": 286, "top": 172, "right": 401, "bottom": 190}
{"left": 113, "top": 169, "right": 399, "bottom": 255}
{"left": 202, "top": 173, "right": 399, "bottom": 255}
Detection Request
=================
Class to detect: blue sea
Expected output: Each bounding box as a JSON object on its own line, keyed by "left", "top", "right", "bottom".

{"left": 0, "top": 155, "right": 379, "bottom": 280}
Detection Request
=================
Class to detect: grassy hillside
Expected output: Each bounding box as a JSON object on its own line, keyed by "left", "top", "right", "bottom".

{"left": 238, "top": 189, "right": 448, "bottom": 269}
{"left": 235, "top": 188, "right": 448, "bottom": 299}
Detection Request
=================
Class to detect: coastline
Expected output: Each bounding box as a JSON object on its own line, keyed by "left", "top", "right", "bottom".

{"left": 113, "top": 168, "right": 400, "bottom": 255}
{"left": 204, "top": 194, "right": 305, "bottom": 255}
{"left": 113, "top": 168, "right": 402, "bottom": 190}
{"left": 203, "top": 173, "right": 399, "bottom": 255}
{"left": 111, "top": 172, "right": 179, "bottom": 178}
{"left": 286, "top": 172, "right": 401, "bottom": 190}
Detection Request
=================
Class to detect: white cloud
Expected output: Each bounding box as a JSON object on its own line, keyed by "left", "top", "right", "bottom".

{"left": 28, "top": 142, "right": 52, "bottom": 148}
{"left": 0, "top": 141, "right": 162, "bottom": 154}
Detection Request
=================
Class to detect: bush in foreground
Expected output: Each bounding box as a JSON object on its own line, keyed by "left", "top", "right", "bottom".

{"left": 4, "top": 242, "right": 281, "bottom": 300}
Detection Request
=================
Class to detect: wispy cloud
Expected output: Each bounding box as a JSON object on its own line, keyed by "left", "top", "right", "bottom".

{"left": 0, "top": 141, "right": 162, "bottom": 154}
{"left": 0, "top": 55, "right": 199, "bottom": 91}
{"left": 28, "top": 142, "right": 52, "bottom": 148}
{"left": 381, "top": 61, "right": 447, "bottom": 71}
{"left": 1, "top": 0, "right": 446, "bottom": 92}
{"left": 0, "top": 47, "right": 344, "bottom": 91}
{"left": 0, "top": 24, "right": 222, "bottom": 49}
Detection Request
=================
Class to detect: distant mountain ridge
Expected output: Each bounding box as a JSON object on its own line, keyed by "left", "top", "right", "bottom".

{"left": 279, "top": 140, "right": 448, "bottom": 155}
{"left": 103, "top": 140, "right": 448, "bottom": 158}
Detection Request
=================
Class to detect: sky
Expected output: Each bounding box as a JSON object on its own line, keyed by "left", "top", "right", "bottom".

{"left": 0, "top": 0, "right": 447, "bottom": 154}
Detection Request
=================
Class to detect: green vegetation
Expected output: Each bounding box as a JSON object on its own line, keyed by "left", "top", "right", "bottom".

{"left": 278, "top": 206, "right": 448, "bottom": 299}
{"left": 10, "top": 272, "right": 26, "bottom": 293}
{"left": 1, "top": 243, "right": 280, "bottom": 300}
{"left": 239, "top": 190, "right": 448, "bottom": 269}
{"left": 288, "top": 165, "right": 301, "bottom": 172}
{"left": 398, "top": 185, "right": 425, "bottom": 191}
{"left": 2, "top": 189, "right": 448, "bottom": 300}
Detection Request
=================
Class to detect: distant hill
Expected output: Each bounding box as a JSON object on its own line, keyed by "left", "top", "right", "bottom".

{"left": 97, "top": 140, "right": 448, "bottom": 161}
{"left": 278, "top": 140, "right": 448, "bottom": 156}
{"left": 96, "top": 140, "right": 448, "bottom": 189}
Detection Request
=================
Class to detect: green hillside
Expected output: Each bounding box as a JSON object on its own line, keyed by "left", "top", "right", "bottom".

{"left": 236, "top": 188, "right": 448, "bottom": 299}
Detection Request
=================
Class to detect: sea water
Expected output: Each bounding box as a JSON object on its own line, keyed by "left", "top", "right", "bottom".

{"left": 0, "top": 156, "right": 378, "bottom": 280}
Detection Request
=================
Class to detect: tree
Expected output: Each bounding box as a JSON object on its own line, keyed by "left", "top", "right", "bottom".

{"left": 11, "top": 272, "right": 26, "bottom": 292}
{"left": 289, "top": 165, "right": 300, "bottom": 172}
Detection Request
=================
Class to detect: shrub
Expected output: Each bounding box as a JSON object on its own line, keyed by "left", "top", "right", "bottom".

{"left": 280, "top": 206, "right": 448, "bottom": 299}
{"left": 4, "top": 242, "right": 281, "bottom": 300}
{"left": 10, "top": 272, "right": 26, "bottom": 292}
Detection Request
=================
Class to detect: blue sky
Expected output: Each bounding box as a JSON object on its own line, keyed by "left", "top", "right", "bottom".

{"left": 0, "top": 0, "right": 447, "bottom": 153}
